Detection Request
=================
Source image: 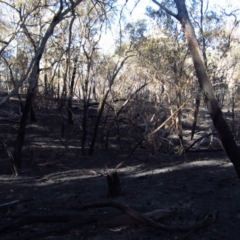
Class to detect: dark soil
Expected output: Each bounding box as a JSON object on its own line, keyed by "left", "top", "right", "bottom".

{"left": 0, "top": 94, "right": 240, "bottom": 240}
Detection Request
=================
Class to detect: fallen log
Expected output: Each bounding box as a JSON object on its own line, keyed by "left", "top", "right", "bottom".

{"left": 0, "top": 202, "right": 218, "bottom": 236}
{"left": 79, "top": 201, "right": 218, "bottom": 232}
{"left": 99, "top": 208, "right": 176, "bottom": 227}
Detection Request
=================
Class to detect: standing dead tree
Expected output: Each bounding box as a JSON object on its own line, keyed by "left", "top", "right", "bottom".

{"left": 89, "top": 54, "right": 134, "bottom": 155}
{"left": 152, "top": 0, "right": 240, "bottom": 178}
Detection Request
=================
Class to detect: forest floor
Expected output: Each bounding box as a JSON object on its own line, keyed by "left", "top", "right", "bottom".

{"left": 1, "top": 94, "right": 240, "bottom": 240}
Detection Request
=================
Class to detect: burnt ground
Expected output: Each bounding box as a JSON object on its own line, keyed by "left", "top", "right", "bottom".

{"left": 1, "top": 95, "right": 240, "bottom": 239}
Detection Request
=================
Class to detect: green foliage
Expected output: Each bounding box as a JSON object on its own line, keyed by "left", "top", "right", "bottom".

{"left": 125, "top": 20, "right": 147, "bottom": 42}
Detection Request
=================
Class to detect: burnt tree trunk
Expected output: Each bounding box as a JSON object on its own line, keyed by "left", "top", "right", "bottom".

{"left": 30, "top": 82, "right": 38, "bottom": 123}
{"left": 68, "top": 56, "right": 78, "bottom": 125}
{"left": 44, "top": 68, "right": 48, "bottom": 95}
{"left": 89, "top": 90, "right": 110, "bottom": 156}
{"left": 60, "top": 59, "right": 67, "bottom": 110}
{"left": 107, "top": 171, "right": 121, "bottom": 197}
{"left": 191, "top": 92, "right": 201, "bottom": 140}
{"left": 153, "top": 0, "right": 240, "bottom": 178}
{"left": 173, "top": 61, "right": 184, "bottom": 149}
{"left": 30, "top": 103, "right": 37, "bottom": 123}
{"left": 81, "top": 99, "right": 88, "bottom": 156}
{"left": 176, "top": 91, "right": 183, "bottom": 148}
{"left": 14, "top": 72, "right": 39, "bottom": 168}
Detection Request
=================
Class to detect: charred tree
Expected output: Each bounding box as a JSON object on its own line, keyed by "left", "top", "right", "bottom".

{"left": 173, "top": 61, "right": 184, "bottom": 149}
{"left": 81, "top": 98, "right": 88, "bottom": 156}
{"left": 89, "top": 90, "right": 110, "bottom": 155}
{"left": 68, "top": 56, "right": 78, "bottom": 125}
{"left": 14, "top": 74, "right": 39, "bottom": 168}
{"left": 81, "top": 43, "right": 93, "bottom": 156}
{"left": 152, "top": 0, "right": 240, "bottom": 178}
{"left": 30, "top": 91, "right": 38, "bottom": 123}
{"left": 88, "top": 55, "right": 133, "bottom": 155}
{"left": 191, "top": 92, "right": 201, "bottom": 140}
{"left": 59, "top": 57, "right": 68, "bottom": 110}
{"left": 107, "top": 171, "right": 122, "bottom": 197}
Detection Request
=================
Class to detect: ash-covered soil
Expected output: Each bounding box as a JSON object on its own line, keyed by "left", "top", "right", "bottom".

{"left": 0, "top": 94, "right": 240, "bottom": 239}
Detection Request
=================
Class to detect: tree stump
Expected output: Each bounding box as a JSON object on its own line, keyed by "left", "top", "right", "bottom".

{"left": 107, "top": 171, "right": 121, "bottom": 197}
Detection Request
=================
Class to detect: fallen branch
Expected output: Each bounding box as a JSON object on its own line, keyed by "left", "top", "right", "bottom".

{"left": 79, "top": 201, "right": 217, "bottom": 232}
{"left": 0, "top": 198, "right": 34, "bottom": 209}
{"left": 99, "top": 208, "right": 176, "bottom": 227}
{"left": 186, "top": 132, "right": 212, "bottom": 152}
{"left": 0, "top": 202, "right": 217, "bottom": 236}
{"left": 0, "top": 200, "right": 20, "bottom": 209}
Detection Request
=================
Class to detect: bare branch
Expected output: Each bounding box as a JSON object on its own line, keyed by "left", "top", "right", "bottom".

{"left": 151, "top": 0, "right": 178, "bottom": 19}
{"left": 0, "top": 0, "right": 84, "bottom": 106}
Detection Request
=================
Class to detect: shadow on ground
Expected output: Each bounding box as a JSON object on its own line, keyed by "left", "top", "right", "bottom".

{"left": 0, "top": 149, "right": 240, "bottom": 240}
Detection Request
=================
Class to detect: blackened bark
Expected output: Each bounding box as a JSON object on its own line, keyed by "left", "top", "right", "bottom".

{"left": 67, "top": 98, "right": 74, "bottom": 125}
{"left": 57, "top": 79, "right": 60, "bottom": 102}
{"left": 13, "top": 52, "right": 41, "bottom": 168}
{"left": 60, "top": 57, "right": 68, "bottom": 109}
{"left": 44, "top": 69, "right": 48, "bottom": 95}
{"left": 68, "top": 56, "right": 78, "bottom": 125}
{"left": 191, "top": 93, "right": 201, "bottom": 140}
{"left": 176, "top": 92, "right": 183, "bottom": 147}
{"left": 61, "top": 121, "right": 65, "bottom": 138}
{"left": 13, "top": 91, "right": 34, "bottom": 168}
{"left": 174, "top": 61, "right": 183, "bottom": 148}
{"left": 89, "top": 90, "right": 110, "bottom": 156}
{"left": 30, "top": 105, "right": 37, "bottom": 123}
{"left": 30, "top": 88, "right": 38, "bottom": 123}
{"left": 81, "top": 99, "right": 88, "bottom": 156}
{"left": 107, "top": 171, "right": 121, "bottom": 197}
{"left": 231, "top": 97, "right": 235, "bottom": 134}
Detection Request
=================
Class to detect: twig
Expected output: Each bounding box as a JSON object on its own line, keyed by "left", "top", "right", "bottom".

{"left": 0, "top": 200, "right": 20, "bottom": 209}
{"left": 0, "top": 199, "right": 34, "bottom": 209}
{"left": 186, "top": 132, "right": 212, "bottom": 152}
